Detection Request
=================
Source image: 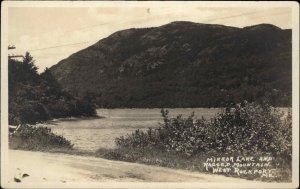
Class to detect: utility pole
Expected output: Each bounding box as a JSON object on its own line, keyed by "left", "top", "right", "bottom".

{"left": 8, "top": 45, "right": 24, "bottom": 59}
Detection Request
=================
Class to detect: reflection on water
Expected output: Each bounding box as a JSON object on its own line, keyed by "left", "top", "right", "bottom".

{"left": 41, "top": 108, "right": 221, "bottom": 152}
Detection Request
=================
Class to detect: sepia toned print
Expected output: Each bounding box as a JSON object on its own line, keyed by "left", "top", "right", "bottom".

{"left": 1, "top": 1, "right": 299, "bottom": 188}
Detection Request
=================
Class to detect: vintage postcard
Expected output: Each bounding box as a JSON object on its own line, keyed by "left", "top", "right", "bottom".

{"left": 1, "top": 1, "right": 299, "bottom": 188}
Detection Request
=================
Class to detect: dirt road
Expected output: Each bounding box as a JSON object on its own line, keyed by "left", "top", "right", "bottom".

{"left": 4, "top": 150, "right": 259, "bottom": 187}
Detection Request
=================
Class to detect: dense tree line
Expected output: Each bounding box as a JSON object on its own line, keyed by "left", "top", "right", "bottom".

{"left": 9, "top": 52, "right": 96, "bottom": 125}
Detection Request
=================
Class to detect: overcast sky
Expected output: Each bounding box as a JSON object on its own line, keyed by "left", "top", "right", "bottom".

{"left": 8, "top": 6, "right": 292, "bottom": 72}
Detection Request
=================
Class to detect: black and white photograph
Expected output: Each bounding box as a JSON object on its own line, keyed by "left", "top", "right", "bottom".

{"left": 1, "top": 1, "right": 299, "bottom": 188}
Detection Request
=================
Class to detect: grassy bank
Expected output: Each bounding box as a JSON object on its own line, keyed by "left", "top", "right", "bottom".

{"left": 9, "top": 125, "right": 73, "bottom": 151}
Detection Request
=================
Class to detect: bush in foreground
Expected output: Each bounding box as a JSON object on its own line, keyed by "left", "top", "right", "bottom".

{"left": 9, "top": 125, "right": 73, "bottom": 151}
{"left": 98, "top": 101, "right": 292, "bottom": 182}
{"left": 115, "top": 101, "right": 291, "bottom": 157}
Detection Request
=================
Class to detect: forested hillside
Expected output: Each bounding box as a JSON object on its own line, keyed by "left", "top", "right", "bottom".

{"left": 50, "top": 22, "right": 292, "bottom": 108}
{"left": 9, "top": 52, "right": 96, "bottom": 125}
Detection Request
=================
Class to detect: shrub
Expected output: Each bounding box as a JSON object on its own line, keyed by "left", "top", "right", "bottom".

{"left": 207, "top": 101, "right": 292, "bottom": 158}
{"left": 111, "top": 101, "right": 292, "bottom": 181}
{"left": 9, "top": 125, "right": 73, "bottom": 151}
{"left": 116, "top": 101, "right": 292, "bottom": 158}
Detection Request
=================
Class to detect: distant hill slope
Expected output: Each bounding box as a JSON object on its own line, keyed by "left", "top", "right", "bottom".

{"left": 50, "top": 21, "right": 292, "bottom": 108}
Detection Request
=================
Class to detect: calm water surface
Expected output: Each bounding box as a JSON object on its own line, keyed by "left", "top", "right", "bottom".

{"left": 42, "top": 108, "right": 221, "bottom": 152}
{"left": 41, "top": 108, "right": 289, "bottom": 152}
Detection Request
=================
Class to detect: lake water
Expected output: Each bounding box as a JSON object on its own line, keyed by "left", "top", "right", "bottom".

{"left": 41, "top": 108, "right": 222, "bottom": 152}
{"left": 41, "top": 107, "right": 290, "bottom": 152}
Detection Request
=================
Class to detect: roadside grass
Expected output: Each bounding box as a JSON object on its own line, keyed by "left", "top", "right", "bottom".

{"left": 95, "top": 147, "right": 292, "bottom": 182}
{"left": 95, "top": 147, "right": 206, "bottom": 171}
{"left": 9, "top": 125, "right": 74, "bottom": 151}
{"left": 9, "top": 125, "right": 99, "bottom": 158}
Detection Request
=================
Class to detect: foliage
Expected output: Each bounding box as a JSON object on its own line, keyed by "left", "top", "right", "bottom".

{"left": 9, "top": 53, "right": 97, "bottom": 125}
{"left": 116, "top": 101, "right": 292, "bottom": 158}
{"left": 112, "top": 101, "right": 292, "bottom": 181}
{"left": 9, "top": 125, "right": 73, "bottom": 151}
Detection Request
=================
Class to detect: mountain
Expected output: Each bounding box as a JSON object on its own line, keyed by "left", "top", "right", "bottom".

{"left": 50, "top": 21, "right": 292, "bottom": 108}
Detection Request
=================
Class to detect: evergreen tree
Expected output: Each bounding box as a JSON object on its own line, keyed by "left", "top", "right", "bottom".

{"left": 9, "top": 53, "right": 96, "bottom": 125}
